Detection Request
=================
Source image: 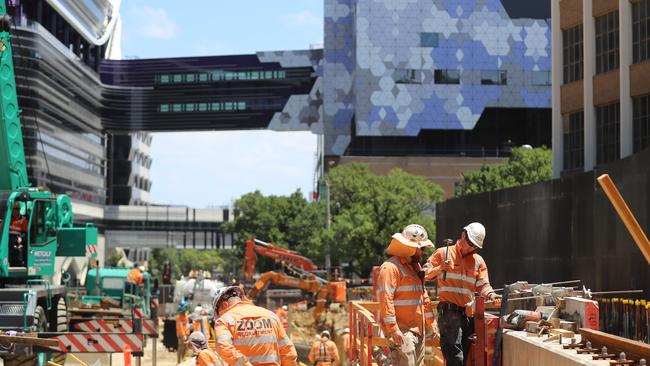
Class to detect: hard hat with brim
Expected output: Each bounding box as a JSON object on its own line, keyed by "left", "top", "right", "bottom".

{"left": 320, "top": 330, "right": 331, "bottom": 338}
{"left": 386, "top": 225, "right": 434, "bottom": 257}
{"left": 463, "top": 222, "right": 485, "bottom": 249}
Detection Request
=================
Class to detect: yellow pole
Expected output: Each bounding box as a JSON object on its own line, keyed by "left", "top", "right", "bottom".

{"left": 597, "top": 174, "right": 650, "bottom": 265}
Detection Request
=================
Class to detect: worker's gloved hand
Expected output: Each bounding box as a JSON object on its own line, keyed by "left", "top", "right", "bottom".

{"left": 390, "top": 329, "right": 405, "bottom": 346}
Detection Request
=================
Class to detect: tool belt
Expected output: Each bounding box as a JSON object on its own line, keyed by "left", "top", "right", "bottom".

{"left": 437, "top": 302, "right": 466, "bottom": 315}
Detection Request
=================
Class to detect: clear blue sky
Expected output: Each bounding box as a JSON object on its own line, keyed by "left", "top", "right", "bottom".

{"left": 120, "top": 1, "right": 323, "bottom": 207}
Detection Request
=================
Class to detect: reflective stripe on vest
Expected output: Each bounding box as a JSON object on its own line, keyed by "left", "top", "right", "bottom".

{"left": 438, "top": 286, "right": 474, "bottom": 296}
{"left": 376, "top": 285, "right": 396, "bottom": 294}
{"left": 394, "top": 299, "right": 423, "bottom": 306}
{"left": 278, "top": 337, "right": 292, "bottom": 347}
{"left": 233, "top": 336, "right": 278, "bottom": 346}
{"left": 383, "top": 316, "right": 396, "bottom": 323}
{"left": 476, "top": 279, "right": 488, "bottom": 287}
{"left": 235, "top": 356, "right": 246, "bottom": 366}
{"left": 222, "top": 314, "right": 236, "bottom": 326}
{"left": 445, "top": 273, "right": 476, "bottom": 286}
{"left": 396, "top": 285, "right": 423, "bottom": 292}
{"left": 249, "top": 354, "right": 279, "bottom": 363}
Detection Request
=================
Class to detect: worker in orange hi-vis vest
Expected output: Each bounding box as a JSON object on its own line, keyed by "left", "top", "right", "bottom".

{"left": 424, "top": 222, "right": 500, "bottom": 366}
{"left": 176, "top": 301, "right": 192, "bottom": 364}
{"left": 275, "top": 305, "right": 289, "bottom": 330}
{"left": 186, "top": 331, "right": 223, "bottom": 366}
{"left": 192, "top": 306, "right": 211, "bottom": 340}
{"left": 308, "top": 330, "right": 339, "bottom": 366}
{"left": 377, "top": 224, "right": 435, "bottom": 366}
{"left": 213, "top": 286, "right": 297, "bottom": 366}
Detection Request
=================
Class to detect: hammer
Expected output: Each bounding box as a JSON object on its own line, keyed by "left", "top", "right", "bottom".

{"left": 442, "top": 239, "right": 453, "bottom": 281}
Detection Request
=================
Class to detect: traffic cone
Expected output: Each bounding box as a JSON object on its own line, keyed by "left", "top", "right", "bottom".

{"left": 124, "top": 344, "right": 132, "bottom": 366}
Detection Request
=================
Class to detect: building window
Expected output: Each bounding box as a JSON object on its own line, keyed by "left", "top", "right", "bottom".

{"left": 532, "top": 70, "right": 551, "bottom": 86}
{"left": 633, "top": 95, "right": 650, "bottom": 152}
{"left": 563, "top": 24, "right": 583, "bottom": 83}
{"left": 562, "top": 112, "right": 584, "bottom": 170}
{"left": 394, "top": 69, "right": 422, "bottom": 84}
{"left": 633, "top": 0, "right": 650, "bottom": 63}
{"left": 596, "top": 102, "right": 620, "bottom": 165}
{"left": 480, "top": 70, "right": 507, "bottom": 85}
{"left": 420, "top": 32, "right": 439, "bottom": 47}
{"left": 595, "top": 11, "right": 619, "bottom": 74}
{"left": 434, "top": 69, "right": 460, "bottom": 84}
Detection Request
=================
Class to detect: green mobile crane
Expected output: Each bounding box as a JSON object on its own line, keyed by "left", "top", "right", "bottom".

{"left": 0, "top": 2, "right": 96, "bottom": 335}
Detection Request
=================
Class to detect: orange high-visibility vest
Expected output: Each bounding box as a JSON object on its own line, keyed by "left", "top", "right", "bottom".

{"left": 127, "top": 269, "right": 143, "bottom": 285}
{"left": 176, "top": 313, "right": 190, "bottom": 337}
{"left": 426, "top": 241, "right": 495, "bottom": 307}
{"left": 193, "top": 316, "right": 211, "bottom": 339}
{"left": 308, "top": 340, "right": 339, "bottom": 366}
{"left": 196, "top": 348, "right": 222, "bottom": 366}
{"left": 377, "top": 256, "right": 433, "bottom": 336}
{"left": 214, "top": 300, "right": 297, "bottom": 366}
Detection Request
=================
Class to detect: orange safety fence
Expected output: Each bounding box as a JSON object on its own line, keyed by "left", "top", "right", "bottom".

{"left": 347, "top": 301, "right": 445, "bottom": 366}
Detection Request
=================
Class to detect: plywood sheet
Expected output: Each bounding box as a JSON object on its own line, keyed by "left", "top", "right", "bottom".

{"left": 502, "top": 331, "right": 610, "bottom": 366}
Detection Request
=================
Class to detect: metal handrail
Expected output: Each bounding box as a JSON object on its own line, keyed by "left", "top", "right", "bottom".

{"left": 26, "top": 279, "right": 51, "bottom": 310}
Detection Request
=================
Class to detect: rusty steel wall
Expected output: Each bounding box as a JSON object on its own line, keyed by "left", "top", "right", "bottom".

{"left": 436, "top": 149, "right": 650, "bottom": 295}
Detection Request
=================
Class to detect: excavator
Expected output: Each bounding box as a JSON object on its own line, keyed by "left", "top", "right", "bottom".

{"left": 242, "top": 239, "right": 346, "bottom": 321}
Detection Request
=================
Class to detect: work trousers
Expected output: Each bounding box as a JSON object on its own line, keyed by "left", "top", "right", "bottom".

{"left": 388, "top": 331, "right": 425, "bottom": 366}
{"left": 177, "top": 336, "right": 188, "bottom": 364}
{"left": 438, "top": 305, "right": 474, "bottom": 366}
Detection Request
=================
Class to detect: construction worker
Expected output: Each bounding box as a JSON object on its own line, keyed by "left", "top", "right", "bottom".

{"left": 275, "top": 305, "right": 289, "bottom": 330}
{"left": 9, "top": 203, "right": 28, "bottom": 267}
{"left": 377, "top": 224, "right": 435, "bottom": 366}
{"left": 177, "top": 300, "right": 191, "bottom": 364}
{"left": 212, "top": 286, "right": 297, "bottom": 366}
{"left": 424, "top": 222, "right": 499, "bottom": 366}
{"left": 126, "top": 263, "right": 144, "bottom": 295}
{"left": 309, "top": 330, "right": 339, "bottom": 366}
{"left": 192, "top": 306, "right": 211, "bottom": 339}
{"left": 186, "top": 331, "right": 222, "bottom": 366}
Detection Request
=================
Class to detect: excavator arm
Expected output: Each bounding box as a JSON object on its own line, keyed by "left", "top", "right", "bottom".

{"left": 242, "top": 239, "right": 318, "bottom": 282}
{"left": 248, "top": 271, "right": 330, "bottom": 320}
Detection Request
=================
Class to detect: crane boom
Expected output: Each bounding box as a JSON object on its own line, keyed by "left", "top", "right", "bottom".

{"left": 0, "top": 4, "right": 28, "bottom": 190}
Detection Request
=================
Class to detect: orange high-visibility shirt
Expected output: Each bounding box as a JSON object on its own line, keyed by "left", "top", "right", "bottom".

{"left": 193, "top": 316, "right": 211, "bottom": 339}
{"left": 308, "top": 340, "right": 339, "bottom": 366}
{"left": 176, "top": 313, "right": 191, "bottom": 337}
{"left": 425, "top": 241, "right": 495, "bottom": 307}
{"left": 214, "top": 300, "right": 297, "bottom": 366}
{"left": 127, "top": 268, "right": 143, "bottom": 285}
{"left": 377, "top": 256, "right": 433, "bottom": 336}
{"left": 196, "top": 348, "right": 222, "bottom": 366}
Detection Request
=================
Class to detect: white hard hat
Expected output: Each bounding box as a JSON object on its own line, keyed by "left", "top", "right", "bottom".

{"left": 212, "top": 286, "right": 245, "bottom": 315}
{"left": 194, "top": 306, "right": 203, "bottom": 314}
{"left": 282, "top": 305, "right": 288, "bottom": 311}
{"left": 463, "top": 222, "right": 486, "bottom": 249}
{"left": 320, "top": 330, "right": 331, "bottom": 339}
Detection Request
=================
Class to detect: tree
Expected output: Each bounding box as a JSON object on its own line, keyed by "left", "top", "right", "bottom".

{"left": 222, "top": 190, "right": 325, "bottom": 273}
{"left": 322, "top": 164, "right": 443, "bottom": 277}
{"left": 150, "top": 248, "right": 233, "bottom": 280}
{"left": 455, "top": 146, "right": 552, "bottom": 196}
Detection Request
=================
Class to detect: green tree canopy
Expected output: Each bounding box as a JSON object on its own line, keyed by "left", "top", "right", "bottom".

{"left": 322, "top": 164, "right": 443, "bottom": 277}
{"left": 222, "top": 190, "right": 325, "bottom": 273}
{"left": 455, "top": 146, "right": 552, "bottom": 196}
{"left": 223, "top": 164, "right": 443, "bottom": 278}
{"left": 150, "top": 248, "right": 234, "bottom": 280}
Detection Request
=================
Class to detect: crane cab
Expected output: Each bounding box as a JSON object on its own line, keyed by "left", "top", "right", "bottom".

{"left": 0, "top": 189, "right": 96, "bottom": 279}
